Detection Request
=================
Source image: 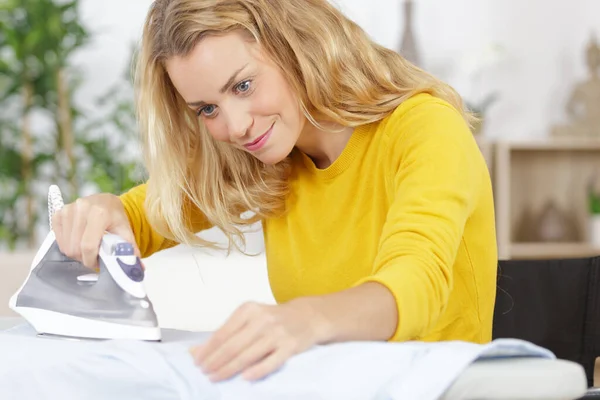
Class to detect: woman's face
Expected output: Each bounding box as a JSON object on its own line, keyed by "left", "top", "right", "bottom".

{"left": 166, "top": 31, "right": 306, "bottom": 165}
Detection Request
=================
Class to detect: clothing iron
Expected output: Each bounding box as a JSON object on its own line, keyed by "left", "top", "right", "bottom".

{"left": 9, "top": 186, "right": 161, "bottom": 341}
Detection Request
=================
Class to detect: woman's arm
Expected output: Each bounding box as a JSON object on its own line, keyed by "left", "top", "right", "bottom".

{"left": 304, "top": 102, "right": 484, "bottom": 343}
{"left": 120, "top": 183, "right": 212, "bottom": 258}
{"left": 294, "top": 281, "right": 398, "bottom": 343}
{"left": 120, "top": 183, "right": 178, "bottom": 257}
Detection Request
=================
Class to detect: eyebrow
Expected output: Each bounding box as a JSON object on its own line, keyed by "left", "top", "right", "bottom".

{"left": 186, "top": 63, "right": 249, "bottom": 108}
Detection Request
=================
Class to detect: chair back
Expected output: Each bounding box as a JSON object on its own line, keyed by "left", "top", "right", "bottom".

{"left": 493, "top": 256, "right": 600, "bottom": 387}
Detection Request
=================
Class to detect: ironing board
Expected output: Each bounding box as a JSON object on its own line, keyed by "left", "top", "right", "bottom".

{"left": 0, "top": 317, "right": 587, "bottom": 399}
{"left": 0, "top": 317, "right": 22, "bottom": 330}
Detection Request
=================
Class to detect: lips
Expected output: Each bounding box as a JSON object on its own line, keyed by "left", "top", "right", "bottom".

{"left": 243, "top": 123, "right": 274, "bottom": 152}
{"left": 247, "top": 133, "right": 266, "bottom": 147}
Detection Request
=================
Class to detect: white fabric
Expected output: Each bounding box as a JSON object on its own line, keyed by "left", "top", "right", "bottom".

{"left": 0, "top": 323, "right": 557, "bottom": 400}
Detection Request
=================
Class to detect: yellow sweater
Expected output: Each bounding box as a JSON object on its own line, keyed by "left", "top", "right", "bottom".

{"left": 120, "top": 93, "right": 498, "bottom": 344}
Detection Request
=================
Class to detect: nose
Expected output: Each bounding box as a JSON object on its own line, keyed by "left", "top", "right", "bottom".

{"left": 224, "top": 106, "right": 252, "bottom": 142}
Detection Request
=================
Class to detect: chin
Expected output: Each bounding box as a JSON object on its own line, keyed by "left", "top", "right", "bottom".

{"left": 253, "top": 146, "right": 292, "bottom": 165}
{"left": 255, "top": 153, "right": 286, "bottom": 165}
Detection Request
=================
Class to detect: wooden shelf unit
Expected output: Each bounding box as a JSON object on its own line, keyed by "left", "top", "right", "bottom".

{"left": 510, "top": 242, "right": 600, "bottom": 259}
{"left": 493, "top": 138, "right": 600, "bottom": 260}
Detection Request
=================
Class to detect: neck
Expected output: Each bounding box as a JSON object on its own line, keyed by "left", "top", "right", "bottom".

{"left": 295, "top": 121, "right": 355, "bottom": 169}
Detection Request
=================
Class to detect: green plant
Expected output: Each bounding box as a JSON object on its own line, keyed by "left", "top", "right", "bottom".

{"left": 586, "top": 174, "right": 600, "bottom": 215}
{"left": 79, "top": 45, "right": 145, "bottom": 194}
{"left": 0, "top": 0, "right": 78, "bottom": 248}
{"left": 589, "top": 189, "right": 600, "bottom": 215}
{"left": 0, "top": 0, "right": 142, "bottom": 250}
{"left": 0, "top": 116, "right": 54, "bottom": 250}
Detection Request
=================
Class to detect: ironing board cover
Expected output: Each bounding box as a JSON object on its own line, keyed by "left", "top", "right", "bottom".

{"left": 0, "top": 322, "right": 563, "bottom": 400}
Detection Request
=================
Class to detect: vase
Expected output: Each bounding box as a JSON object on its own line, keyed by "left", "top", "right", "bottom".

{"left": 589, "top": 214, "right": 600, "bottom": 247}
{"left": 399, "top": 0, "right": 421, "bottom": 67}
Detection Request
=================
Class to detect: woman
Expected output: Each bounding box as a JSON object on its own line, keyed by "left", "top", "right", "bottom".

{"left": 52, "top": 0, "right": 498, "bottom": 383}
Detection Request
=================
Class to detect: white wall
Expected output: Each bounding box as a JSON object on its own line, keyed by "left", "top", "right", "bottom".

{"left": 73, "top": 0, "right": 600, "bottom": 143}
{"left": 71, "top": 0, "right": 152, "bottom": 113}
{"left": 335, "top": 0, "right": 600, "bottom": 140}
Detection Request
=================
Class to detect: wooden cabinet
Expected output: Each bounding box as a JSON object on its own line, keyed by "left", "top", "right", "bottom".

{"left": 492, "top": 138, "right": 600, "bottom": 260}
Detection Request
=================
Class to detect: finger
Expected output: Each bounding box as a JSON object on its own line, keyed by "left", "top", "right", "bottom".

{"left": 51, "top": 211, "right": 65, "bottom": 253}
{"left": 192, "top": 316, "right": 248, "bottom": 365}
{"left": 208, "top": 334, "right": 275, "bottom": 382}
{"left": 80, "top": 205, "right": 109, "bottom": 269}
{"left": 109, "top": 224, "right": 140, "bottom": 258}
{"left": 69, "top": 199, "right": 91, "bottom": 260}
{"left": 192, "top": 303, "right": 258, "bottom": 363}
{"left": 201, "top": 314, "right": 270, "bottom": 374}
{"left": 241, "top": 347, "right": 290, "bottom": 382}
{"left": 57, "top": 205, "right": 76, "bottom": 259}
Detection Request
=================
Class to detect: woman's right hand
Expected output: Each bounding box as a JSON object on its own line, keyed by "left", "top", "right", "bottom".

{"left": 51, "top": 193, "right": 140, "bottom": 269}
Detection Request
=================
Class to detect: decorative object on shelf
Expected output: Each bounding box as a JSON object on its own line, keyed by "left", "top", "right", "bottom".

{"left": 551, "top": 33, "right": 600, "bottom": 138}
{"left": 398, "top": 0, "right": 421, "bottom": 68}
{"left": 514, "top": 205, "right": 539, "bottom": 242}
{"left": 587, "top": 177, "right": 600, "bottom": 247}
{"left": 536, "top": 200, "right": 573, "bottom": 242}
{"left": 518, "top": 200, "right": 581, "bottom": 244}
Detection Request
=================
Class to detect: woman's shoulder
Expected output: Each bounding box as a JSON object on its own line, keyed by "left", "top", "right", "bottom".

{"left": 375, "top": 92, "right": 472, "bottom": 147}
{"left": 382, "top": 92, "right": 466, "bottom": 131}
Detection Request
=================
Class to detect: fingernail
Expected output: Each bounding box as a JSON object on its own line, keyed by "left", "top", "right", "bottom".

{"left": 189, "top": 346, "right": 199, "bottom": 356}
{"left": 193, "top": 346, "right": 205, "bottom": 359}
{"left": 188, "top": 349, "right": 200, "bottom": 365}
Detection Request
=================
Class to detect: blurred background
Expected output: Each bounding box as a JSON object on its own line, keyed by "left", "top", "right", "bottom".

{"left": 0, "top": 0, "right": 599, "bottom": 328}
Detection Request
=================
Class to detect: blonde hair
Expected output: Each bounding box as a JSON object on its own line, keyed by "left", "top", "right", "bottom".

{"left": 135, "top": 0, "right": 474, "bottom": 250}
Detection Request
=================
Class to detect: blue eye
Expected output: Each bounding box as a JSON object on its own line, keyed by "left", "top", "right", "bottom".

{"left": 198, "top": 104, "right": 216, "bottom": 117}
{"left": 235, "top": 80, "right": 252, "bottom": 93}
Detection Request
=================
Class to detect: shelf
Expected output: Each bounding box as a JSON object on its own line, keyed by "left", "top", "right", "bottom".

{"left": 493, "top": 140, "right": 600, "bottom": 259}
{"left": 498, "top": 138, "right": 600, "bottom": 151}
{"left": 509, "top": 242, "right": 600, "bottom": 259}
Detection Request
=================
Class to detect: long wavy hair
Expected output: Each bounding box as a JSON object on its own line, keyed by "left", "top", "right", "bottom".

{"left": 135, "top": 0, "right": 474, "bottom": 249}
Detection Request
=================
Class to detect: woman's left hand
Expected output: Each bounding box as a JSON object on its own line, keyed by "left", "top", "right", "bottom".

{"left": 189, "top": 299, "right": 328, "bottom": 382}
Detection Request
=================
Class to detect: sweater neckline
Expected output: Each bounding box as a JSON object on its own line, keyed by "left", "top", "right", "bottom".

{"left": 296, "top": 123, "right": 373, "bottom": 180}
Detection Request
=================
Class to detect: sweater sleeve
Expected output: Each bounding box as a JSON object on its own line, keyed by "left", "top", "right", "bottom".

{"left": 119, "top": 183, "right": 211, "bottom": 258}
{"left": 355, "top": 101, "right": 484, "bottom": 342}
